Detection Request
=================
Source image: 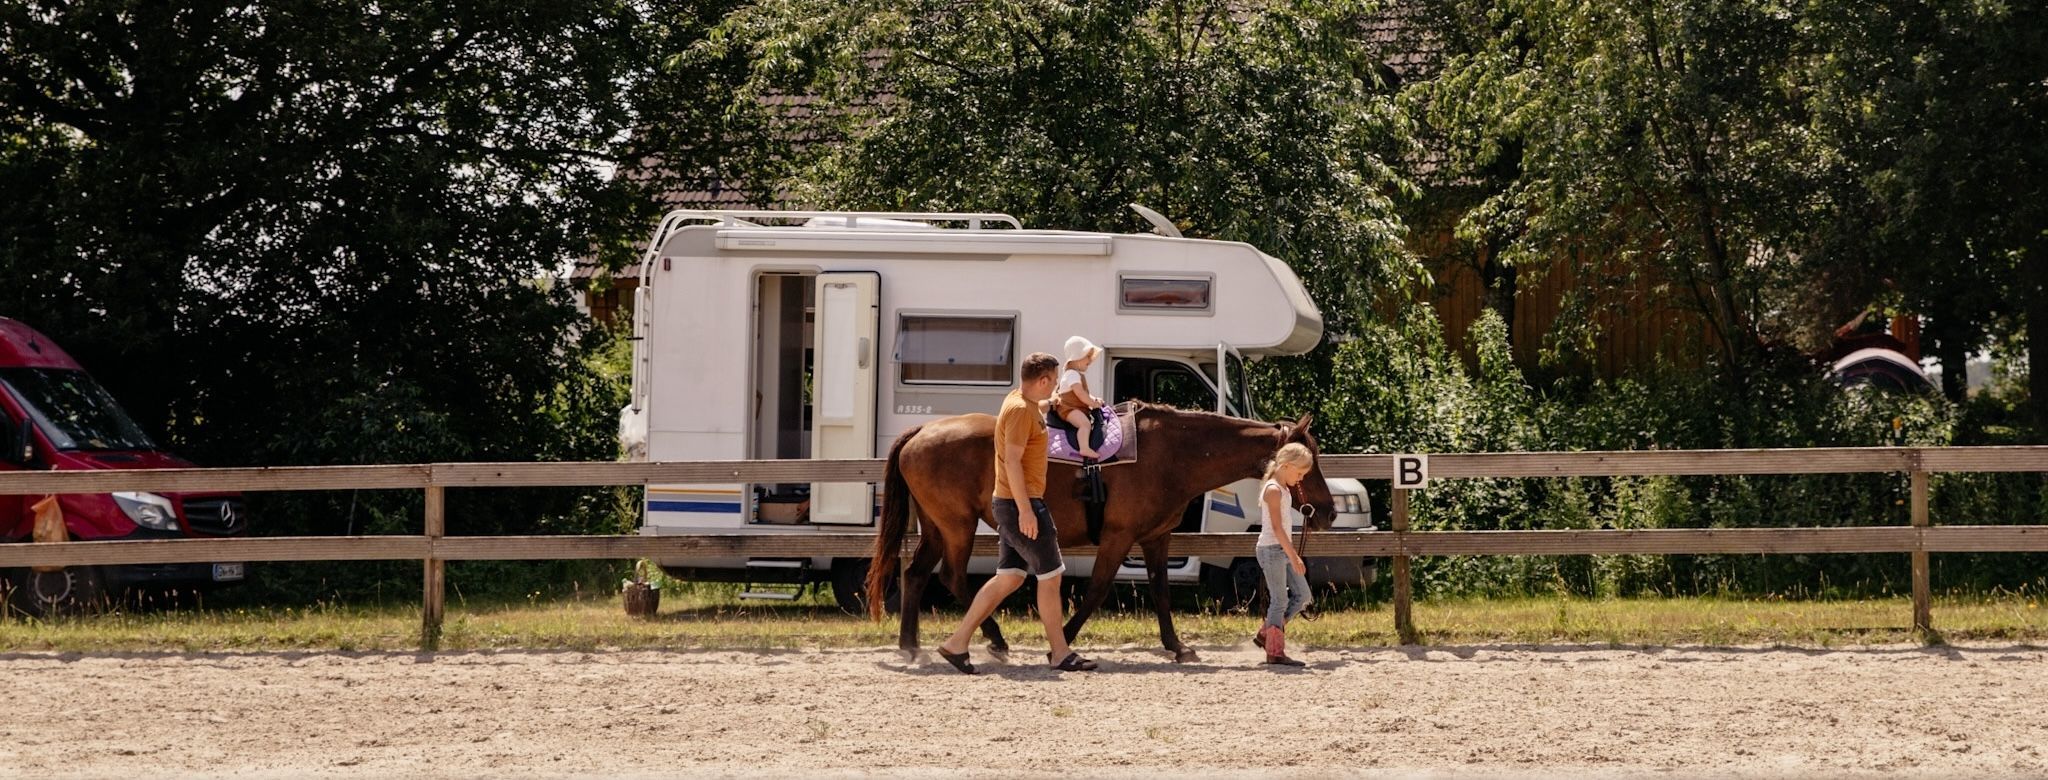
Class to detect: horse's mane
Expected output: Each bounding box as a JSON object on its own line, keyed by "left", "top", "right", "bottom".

{"left": 1124, "top": 399, "right": 1283, "bottom": 428}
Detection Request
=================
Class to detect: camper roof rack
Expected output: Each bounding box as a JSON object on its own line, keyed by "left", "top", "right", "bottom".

{"left": 630, "top": 209, "right": 1029, "bottom": 303}
{"left": 665, "top": 209, "right": 1023, "bottom": 231}
{"left": 635, "top": 210, "right": 1023, "bottom": 276}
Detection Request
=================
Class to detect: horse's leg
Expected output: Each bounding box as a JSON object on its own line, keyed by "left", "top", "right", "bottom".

{"left": 1139, "top": 535, "right": 1197, "bottom": 663}
{"left": 897, "top": 533, "right": 944, "bottom": 657}
{"left": 1061, "top": 528, "right": 1136, "bottom": 645}
{"left": 937, "top": 521, "right": 1010, "bottom": 658}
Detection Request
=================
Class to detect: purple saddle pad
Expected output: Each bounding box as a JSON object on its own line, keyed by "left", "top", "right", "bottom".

{"left": 1047, "top": 404, "right": 1131, "bottom": 464}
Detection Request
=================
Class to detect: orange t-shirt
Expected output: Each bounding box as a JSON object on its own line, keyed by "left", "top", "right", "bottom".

{"left": 993, "top": 389, "right": 1049, "bottom": 500}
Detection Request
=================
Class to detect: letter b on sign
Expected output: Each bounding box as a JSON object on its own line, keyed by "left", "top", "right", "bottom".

{"left": 1394, "top": 455, "right": 1429, "bottom": 489}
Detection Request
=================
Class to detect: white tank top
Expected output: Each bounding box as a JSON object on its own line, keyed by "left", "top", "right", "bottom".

{"left": 1255, "top": 478, "right": 1302, "bottom": 547}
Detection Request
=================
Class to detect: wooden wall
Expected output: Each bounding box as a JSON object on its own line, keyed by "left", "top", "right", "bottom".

{"left": 1413, "top": 229, "right": 1722, "bottom": 377}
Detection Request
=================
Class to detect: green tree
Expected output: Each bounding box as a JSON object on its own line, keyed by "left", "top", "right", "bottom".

{"left": 1399, "top": 0, "right": 1541, "bottom": 345}
{"left": 1418, "top": 0, "right": 1828, "bottom": 386}
{"left": 1803, "top": 0, "right": 2048, "bottom": 415}
{"left": 695, "top": 0, "right": 1418, "bottom": 332}
{"left": 0, "top": 1, "right": 652, "bottom": 550}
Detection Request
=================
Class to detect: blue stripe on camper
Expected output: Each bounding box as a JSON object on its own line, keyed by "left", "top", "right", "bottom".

{"left": 648, "top": 500, "right": 743, "bottom": 514}
{"left": 1208, "top": 492, "right": 1246, "bottom": 518}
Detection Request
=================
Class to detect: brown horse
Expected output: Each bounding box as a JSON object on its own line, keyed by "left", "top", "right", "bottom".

{"left": 864, "top": 402, "right": 1338, "bottom": 663}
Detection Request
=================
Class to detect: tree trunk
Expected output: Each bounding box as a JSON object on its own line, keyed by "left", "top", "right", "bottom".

{"left": 1479, "top": 241, "right": 1518, "bottom": 350}
{"left": 2028, "top": 246, "right": 2048, "bottom": 438}
{"left": 1928, "top": 317, "right": 1970, "bottom": 404}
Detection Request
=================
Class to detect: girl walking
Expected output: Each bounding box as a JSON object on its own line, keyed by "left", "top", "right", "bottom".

{"left": 1253, "top": 442, "right": 1315, "bottom": 666}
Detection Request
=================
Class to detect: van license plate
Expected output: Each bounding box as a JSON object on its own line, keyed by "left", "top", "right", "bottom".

{"left": 212, "top": 563, "right": 246, "bottom": 582}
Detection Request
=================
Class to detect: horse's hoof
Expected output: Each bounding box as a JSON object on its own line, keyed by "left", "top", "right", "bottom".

{"left": 1174, "top": 648, "right": 1200, "bottom": 663}
{"left": 899, "top": 647, "right": 921, "bottom": 664}
{"left": 986, "top": 644, "right": 1010, "bottom": 662}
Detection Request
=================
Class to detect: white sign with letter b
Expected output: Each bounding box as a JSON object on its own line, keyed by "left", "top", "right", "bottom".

{"left": 1394, "top": 454, "right": 1430, "bottom": 489}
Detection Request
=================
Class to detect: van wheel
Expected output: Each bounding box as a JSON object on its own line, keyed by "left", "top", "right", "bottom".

{"left": 1203, "top": 558, "right": 1268, "bottom": 613}
{"left": 11, "top": 566, "right": 105, "bottom": 617}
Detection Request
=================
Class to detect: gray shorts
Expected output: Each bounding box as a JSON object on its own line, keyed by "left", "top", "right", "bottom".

{"left": 991, "top": 498, "right": 1066, "bottom": 580}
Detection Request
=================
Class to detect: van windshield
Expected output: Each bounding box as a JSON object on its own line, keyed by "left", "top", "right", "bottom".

{"left": 0, "top": 368, "right": 157, "bottom": 451}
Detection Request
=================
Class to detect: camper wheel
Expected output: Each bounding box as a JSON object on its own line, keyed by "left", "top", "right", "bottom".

{"left": 829, "top": 558, "right": 868, "bottom": 614}
{"left": 828, "top": 558, "right": 957, "bottom": 614}
{"left": 1200, "top": 557, "right": 1268, "bottom": 613}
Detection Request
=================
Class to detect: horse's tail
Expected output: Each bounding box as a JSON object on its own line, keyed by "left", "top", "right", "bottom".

{"left": 865, "top": 425, "right": 923, "bottom": 620}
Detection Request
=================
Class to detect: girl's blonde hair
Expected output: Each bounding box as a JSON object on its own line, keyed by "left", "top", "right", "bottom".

{"left": 1264, "top": 442, "right": 1315, "bottom": 482}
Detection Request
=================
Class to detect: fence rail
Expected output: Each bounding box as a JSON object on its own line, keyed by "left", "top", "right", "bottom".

{"left": 5, "top": 446, "right": 2048, "bottom": 648}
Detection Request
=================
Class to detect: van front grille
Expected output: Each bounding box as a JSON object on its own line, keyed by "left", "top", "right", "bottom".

{"left": 181, "top": 498, "right": 250, "bottom": 536}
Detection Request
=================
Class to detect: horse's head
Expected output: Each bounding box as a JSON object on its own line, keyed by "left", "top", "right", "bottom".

{"left": 1277, "top": 413, "right": 1337, "bottom": 531}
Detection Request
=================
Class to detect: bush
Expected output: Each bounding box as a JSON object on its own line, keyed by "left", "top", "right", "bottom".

{"left": 1259, "top": 306, "right": 2020, "bottom": 598}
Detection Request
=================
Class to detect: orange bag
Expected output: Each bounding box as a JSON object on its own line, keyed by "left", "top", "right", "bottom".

{"left": 30, "top": 495, "right": 66, "bottom": 573}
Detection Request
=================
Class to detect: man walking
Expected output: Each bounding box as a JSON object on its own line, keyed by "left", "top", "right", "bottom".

{"left": 933, "top": 352, "right": 1097, "bottom": 674}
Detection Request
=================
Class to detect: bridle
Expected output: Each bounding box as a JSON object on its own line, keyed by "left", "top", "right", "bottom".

{"left": 1289, "top": 482, "right": 1315, "bottom": 558}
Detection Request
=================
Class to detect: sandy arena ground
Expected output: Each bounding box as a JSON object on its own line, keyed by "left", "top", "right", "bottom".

{"left": 2, "top": 641, "right": 2045, "bottom": 778}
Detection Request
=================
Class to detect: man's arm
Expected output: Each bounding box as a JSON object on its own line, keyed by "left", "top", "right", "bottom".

{"left": 1004, "top": 442, "right": 1036, "bottom": 538}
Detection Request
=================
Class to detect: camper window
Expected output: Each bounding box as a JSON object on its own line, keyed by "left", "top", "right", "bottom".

{"left": 894, "top": 313, "right": 1015, "bottom": 385}
{"left": 1119, "top": 274, "right": 1213, "bottom": 313}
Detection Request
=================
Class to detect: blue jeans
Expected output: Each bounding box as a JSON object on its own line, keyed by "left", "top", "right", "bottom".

{"left": 1256, "top": 544, "right": 1311, "bottom": 628}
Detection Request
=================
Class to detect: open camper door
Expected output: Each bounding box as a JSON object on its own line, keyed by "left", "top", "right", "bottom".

{"left": 809, "top": 272, "right": 880, "bottom": 524}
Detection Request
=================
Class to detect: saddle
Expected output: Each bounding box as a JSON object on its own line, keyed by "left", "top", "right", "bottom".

{"left": 1044, "top": 403, "right": 1139, "bottom": 544}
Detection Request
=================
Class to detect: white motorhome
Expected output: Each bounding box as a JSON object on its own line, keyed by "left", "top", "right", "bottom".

{"left": 622, "top": 208, "right": 1375, "bottom": 610}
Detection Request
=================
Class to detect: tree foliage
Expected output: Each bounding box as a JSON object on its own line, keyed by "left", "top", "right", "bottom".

{"left": 1411, "top": 0, "right": 1830, "bottom": 382}
{"left": 0, "top": 1, "right": 653, "bottom": 556}
{"left": 697, "top": 0, "right": 1419, "bottom": 328}
{"left": 1802, "top": 0, "right": 2048, "bottom": 414}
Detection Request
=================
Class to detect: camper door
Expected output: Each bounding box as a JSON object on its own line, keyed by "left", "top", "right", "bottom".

{"left": 809, "top": 272, "right": 880, "bottom": 524}
{"left": 1216, "top": 343, "right": 1252, "bottom": 418}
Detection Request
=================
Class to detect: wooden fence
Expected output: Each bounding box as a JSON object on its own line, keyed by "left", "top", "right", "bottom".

{"left": 5, "top": 447, "right": 2048, "bottom": 648}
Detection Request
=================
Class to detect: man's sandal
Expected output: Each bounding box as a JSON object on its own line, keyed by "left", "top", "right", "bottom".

{"left": 1050, "top": 652, "right": 1099, "bottom": 672}
{"left": 937, "top": 646, "right": 977, "bottom": 675}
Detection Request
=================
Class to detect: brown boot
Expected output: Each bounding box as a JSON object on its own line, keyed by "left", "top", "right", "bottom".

{"left": 1253, "top": 625, "right": 1268, "bottom": 649}
{"left": 1264, "top": 625, "right": 1305, "bottom": 667}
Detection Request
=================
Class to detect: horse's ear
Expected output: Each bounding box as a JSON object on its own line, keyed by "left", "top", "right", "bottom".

{"left": 1293, "top": 413, "right": 1315, "bottom": 436}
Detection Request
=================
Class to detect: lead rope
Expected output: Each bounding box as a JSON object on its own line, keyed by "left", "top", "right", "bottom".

{"left": 1292, "top": 484, "right": 1317, "bottom": 622}
{"left": 1290, "top": 483, "right": 1313, "bottom": 559}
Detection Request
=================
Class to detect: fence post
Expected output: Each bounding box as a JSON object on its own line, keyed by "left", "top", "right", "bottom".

{"left": 1910, "top": 468, "right": 1931, "bottom": 636}
{"left": 422, "top": 484, "right": 446, "bottom": 650}
{"left": 1391, "top": 487, "right": 1416, "bottom": 645}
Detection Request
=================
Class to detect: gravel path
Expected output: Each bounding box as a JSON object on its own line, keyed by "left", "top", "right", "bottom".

{"left": 2, "top": 642, "right": 2043, "bottom": 778}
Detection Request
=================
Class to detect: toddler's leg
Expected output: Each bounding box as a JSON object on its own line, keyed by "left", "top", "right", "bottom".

{"left": 1064, "top": 408, "right": 1099, "bottom": 458}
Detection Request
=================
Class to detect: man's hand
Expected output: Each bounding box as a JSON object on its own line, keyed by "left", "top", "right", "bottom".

{"left": 1019, "top": 512, "right": 1039, "bottom": 540}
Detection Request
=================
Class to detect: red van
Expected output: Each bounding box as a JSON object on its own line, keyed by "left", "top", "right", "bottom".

{"left": 0, "top": 318, "right": 248, "bottom": 613}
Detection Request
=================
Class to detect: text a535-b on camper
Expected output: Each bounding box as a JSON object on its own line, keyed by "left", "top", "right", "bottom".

{"left": 618, "top": 208, "right": 1376, "bottom": 611}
